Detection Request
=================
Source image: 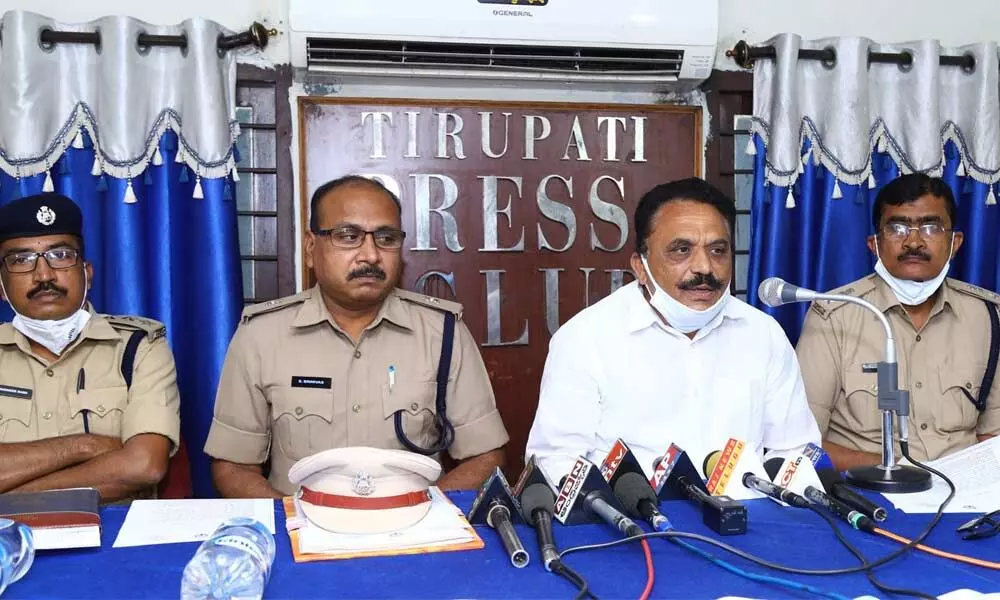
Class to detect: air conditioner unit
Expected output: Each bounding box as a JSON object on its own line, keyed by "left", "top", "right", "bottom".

{"left": 289, "top": 0, "right": 718, "bottom": 85}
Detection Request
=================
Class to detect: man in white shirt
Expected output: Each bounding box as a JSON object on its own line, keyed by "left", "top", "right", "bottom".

{"left": 526, "top": 178, "right": 820, "bottom": 483}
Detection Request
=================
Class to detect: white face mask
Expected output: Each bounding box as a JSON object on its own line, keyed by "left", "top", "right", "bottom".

{"left": 874, "top": 236, "right": 954, "bottom": 306}
{"left": 1, "top": 268, "right": 91, "bottom": 356}
{"left": 640, "top": 256, "right": 730, "bottom": 334}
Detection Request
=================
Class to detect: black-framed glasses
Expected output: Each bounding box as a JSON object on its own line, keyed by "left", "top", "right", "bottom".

{"left": 880, "top": 222, "right": 952, "bottom": 241}
{"left": 957, "top": 509, "right": 1000, "bottom": 540}
{"left": 314, "top": 225, "right": 406, "bottom": 250}
{"left": 1, "top": 248, "right": 81, "bottom": 273}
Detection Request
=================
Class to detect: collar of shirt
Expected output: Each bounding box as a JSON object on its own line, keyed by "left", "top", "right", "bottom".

{"left": 871, "top": 274, "right": 960, "bottom": 322}
{"left": 623, "top": 281, "right": 747, "bottom": 341}
{"left": 292, "top": 285, "right": 415, "bottom": 332}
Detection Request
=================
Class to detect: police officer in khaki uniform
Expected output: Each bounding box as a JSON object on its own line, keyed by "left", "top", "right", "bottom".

{"left": 0, "top": 193, "right": 180, "bottom": 502}
{"left": 205, "top": 176, "right": 509, "bottom": 498}
{"left": 797, "top": 174, "right": 1000, "bottom": 470}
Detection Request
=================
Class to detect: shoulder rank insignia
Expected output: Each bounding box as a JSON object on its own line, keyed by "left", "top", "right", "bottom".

{"left": 395, "top": 289, "right": 464, "bottom": 319}
{"left": 241, "top": 290, "right": 311, "bottom": 323}
{"left": 948, "top": 279, "right": 1000, "bottom": 305}
{"left": 105, "top": 315, "right": 167, "bottom": 341}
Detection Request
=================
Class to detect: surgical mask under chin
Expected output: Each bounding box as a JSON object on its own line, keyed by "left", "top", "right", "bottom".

{"left": 640, "top": 256, "right": 730, "bottom": 334}
{"left": 1, "top": 270, "right": 91, "bottom": 356}
{"left": 874, "top": 237, "right": 953, "bottom": 306}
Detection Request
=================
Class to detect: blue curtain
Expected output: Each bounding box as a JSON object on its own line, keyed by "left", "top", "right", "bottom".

{"left": 0, "top": 131, "right": 242, "bottom": 497}
{"left": 748, "top": 138, "right": 1000, "bottom": 344}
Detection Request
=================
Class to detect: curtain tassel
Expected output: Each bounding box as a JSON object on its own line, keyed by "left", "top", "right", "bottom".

{"left": 193, "top": 176, "right": 204, "bottom": 200}
{"left": 90, "top": 155, "right": 102, "bottom": 177}
{"left": 956, "top": 160, "right": 967, "bottom": 177}
{"left": 123, "top": 179, "right": 138, "bottom": 204}
{"left": 231, "top": 166, "right": 240, "bottom": 182}
{"left": 152, "top": 146, "right": 164, "bottom": 166}
{"left": 877, "top": 135, "right": 888, "bottom": 153}
{"left": 72, "top": 130, "right": 85, "bottom": 149}
{"left": 42, "top": 170, "right": 55, "bottom": 192}
{"left": 785, "top": 188, "right": 796, "bottom": 209}
{"left": 744, "top": 136, "right": 756, "bottom": 156}
{"left": 868, "top": 172, "right": 876, "bottom": 189}
{"left": 832, "top": 179, "right": 844, "bottom": 199}
{"left": 179, "top": 167, "right": 189, "bottom": 184}
{"left": 988, "top": 186, "right": 997, "bottom": 206}
{"left": 175, "top": 146, "right": 185, "bottom": 164}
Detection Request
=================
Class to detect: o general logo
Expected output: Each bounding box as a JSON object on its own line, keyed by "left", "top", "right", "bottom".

{"left": 478, "top": 0, "right": 548, "bottom": 5}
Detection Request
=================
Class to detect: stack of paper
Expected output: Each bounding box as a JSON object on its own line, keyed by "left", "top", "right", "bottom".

{"left": 113, "top": 499, "right": 276, "bottom": 547}
{"left": 884, "top": 437, "right": 1000, "bottom": 514}
{"left": 284, "top": 487, "right": 483, "bottom": 561}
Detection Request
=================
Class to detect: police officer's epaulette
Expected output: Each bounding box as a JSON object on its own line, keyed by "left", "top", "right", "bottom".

{"left": 809, "top": 274, "right": 878, "bottom": 320}
{"left": 104, "top": 315, "right": 167, "bottom": 341}
{"left": 240, "top": 290, "right": 311, "bottom": 324}
{"left": 395, "top": 289, "right": 464, "bottom": 319}
{"left": 947, "top": 279, "right": 1000, "bottom": 306}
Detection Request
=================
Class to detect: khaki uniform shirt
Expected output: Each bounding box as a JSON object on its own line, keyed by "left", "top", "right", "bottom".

{"left": 0, "top": 311, "right": 181, "bottom": 451}
{"left": 204, "top": 286, "right": 509, "bottom": 495}
{"left": 797, "top": 275, "right": 1000, "bottom": 461}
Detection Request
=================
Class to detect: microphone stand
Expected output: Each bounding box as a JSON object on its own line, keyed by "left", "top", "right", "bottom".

{"left": 763, "top": 280, "right": 931, "bottom": 493}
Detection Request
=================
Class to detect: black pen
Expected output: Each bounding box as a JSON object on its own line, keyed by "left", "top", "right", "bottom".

{"left": 76, "top": 368, "right": 89, "bottom": 434}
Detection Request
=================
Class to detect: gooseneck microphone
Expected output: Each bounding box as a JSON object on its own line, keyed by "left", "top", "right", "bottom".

{"left": 757, "top": 277, "right": 931, "bottom": 494}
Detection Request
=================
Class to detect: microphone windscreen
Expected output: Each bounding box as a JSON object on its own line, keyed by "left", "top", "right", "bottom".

{"left": 651, "top": 456, "right": 664, "bottom": 471}
{"left": 613, "top": 472, "right": 657, "bottom": 514}
{"left": 702, "top": 450, "right": 722, "bottom": 478}
{"left": 763, "top": 457, "right": 784, "bottom": 480}
{"left": 758, "top": 277, "right": 785, "bottom": 307}
{"left": 519, "top": 483, "right": 556, "bottom": 518}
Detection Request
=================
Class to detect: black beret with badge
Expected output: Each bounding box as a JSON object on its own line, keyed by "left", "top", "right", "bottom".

{"left": 0, "top": 193, "right": 83, "bottom": 244}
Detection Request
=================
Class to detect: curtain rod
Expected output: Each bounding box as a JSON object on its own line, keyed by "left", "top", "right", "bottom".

{"left": 0, "top": 22, "right": 276, "bottom": 53}
{"left": 726, "top": 40, "right": 977, "bottom": 72}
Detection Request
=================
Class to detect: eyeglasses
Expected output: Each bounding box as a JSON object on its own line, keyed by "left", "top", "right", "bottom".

{"left": 1, "top": 249, "right": 81, "bottom": 273}
{"left": 957, "top": 510, "right": 1000, "bottom": 540}
{"left": 314, "top": 226, "right": 406, "bottom": 250}
{"left": 881, "top": 222, "right": 952, "bottom": 241}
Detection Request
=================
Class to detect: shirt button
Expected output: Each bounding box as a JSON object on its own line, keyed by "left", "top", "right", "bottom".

{"left": 915, "top": 335, "right": 922, "bottom": 342}
{"left": 96, "top": 405, "right": 106, "bottom": 413}
{"left": 920, "top": 423, "right": 928, "bottom": 430}
{"left": 294, "top": 407, "right": 303, "bottom": 416}
{"left": 915, "top": 381, "right": 923, "bottom": 389}
{"left": 354, "top": 349, "right": 362, "bottom": 359}
{"left": 42, "top": 412, "right": 52, "bottom": 420}
{"left": 966, "top": 382, "right": 973, "bottom": 389}
{"left": 410, "top": 402, "right": 419, "bottom": 411}
{"left": 45, "top": 369, "right": 54, "bottom": 377}
{"left": 352, "top": 404, "right": 361, "bottom": 413}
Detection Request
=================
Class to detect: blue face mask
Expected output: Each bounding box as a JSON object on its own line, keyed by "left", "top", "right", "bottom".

{"left": 640, "top": 256, "right": 730, "bottom": 334}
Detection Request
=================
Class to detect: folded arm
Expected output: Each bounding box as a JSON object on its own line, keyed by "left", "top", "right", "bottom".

{"left": 211, "top": 460, "right": 283, "bottom": 499}
{"left": 11, "top": 433, "right": 169, "bottom": 502}
{"left": 439, "top": 448, "right": 506, "bottom": 490}
{"left": 0, "top": 434, "right": 120, "bottom": 493}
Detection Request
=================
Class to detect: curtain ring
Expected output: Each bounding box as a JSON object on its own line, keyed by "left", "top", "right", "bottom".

{"left": 135, "top": 29, "right": 151, "bottom": 56}
{"left": 37, "top": 27, "right": 56, "bottom": 52}
{"left": 897, "top": 50, "right": 914, "bottom": 73}
{"left": 820, "top": 46, "right": 837, "bottom": 70}
{"left": 179, "top": 31, "right": 189, "bottom": 57}
{"left": 962, "top": 52, "right": 977, "bottom": 74}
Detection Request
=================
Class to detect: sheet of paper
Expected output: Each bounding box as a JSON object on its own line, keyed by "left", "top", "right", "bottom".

{"left": 884, "top": 437, "right": 1000, "bottom": 513}
{"left": 113, "top": 499, "right": 275, "bottom": 548}
{"left": 294, "top": 487, "right": 476, "bottom": 554}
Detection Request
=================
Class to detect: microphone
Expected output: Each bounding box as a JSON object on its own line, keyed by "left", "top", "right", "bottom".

{"left": 599, "top": 440, "right": 672, "bottom": 532}
{"left": 466, "top": 467, "right": 529, "bottom": 568}
{"left": 650, "top": 445, "right": 746, "bottom": 535}
{"left": 818, "top": 469, "right": 888, "bottom": 523}
{"left": 741, "top": 472, "right": 810, "bottom": 508}
{"left": 801, "top": 486, "right": 876, "bottom": 533}
{"left": 512, "top": 457, "right": 559, "bottom": 571}
{"left": 554, "top": 457, "right": 643, "bottom": 537}
{"left": 702, "top": 440, "right": 771, "bottom": 501}
{"left": 756, "top": 277, "right": 931, "bottom": 495}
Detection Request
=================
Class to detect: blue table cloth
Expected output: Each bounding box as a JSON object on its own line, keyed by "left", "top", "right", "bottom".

{"left": 6, "top": 491, "right": 1000, "bottom": 599}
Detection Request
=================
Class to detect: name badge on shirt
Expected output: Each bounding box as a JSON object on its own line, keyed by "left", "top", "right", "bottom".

{"left": 291, "top": 376, "right": 332, "bottom": 390}
{"left": 0, "top": 385, "right": 33, "bottom": 400}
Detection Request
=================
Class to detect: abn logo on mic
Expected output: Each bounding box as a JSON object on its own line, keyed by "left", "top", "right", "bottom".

{"left": 478, "top": 0, "right": 548, "bottom": 4}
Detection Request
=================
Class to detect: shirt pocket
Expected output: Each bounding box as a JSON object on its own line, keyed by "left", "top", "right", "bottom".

{"left": 72, "top": 387, "right": 128, "bottom": 438}
{"left": 843, "top": 370, "right": 881, "bottom": 438}
{"left": 0, "top": 396, "right": 34, "bottom": 442}
{"left": 382, "top": 381, "right": 438, "bottom": 450}
{"left": 270, "top": 386, "right": 335, "bottom": 461}
{"left": 936, "top": 367, "right": 982, "bottom": 433}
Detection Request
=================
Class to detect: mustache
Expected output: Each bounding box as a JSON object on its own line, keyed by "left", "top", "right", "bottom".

{"left": 677, "top": 273, "right": 725, "bottom": 291}
{"left": 898, "top": 249, "right": 932, "bottom": 261}
{"left": 347, "top": 265, "right": 387, "bottom": 281}
{"left": 27, "top": 281, "right": 68, "bottom": 299}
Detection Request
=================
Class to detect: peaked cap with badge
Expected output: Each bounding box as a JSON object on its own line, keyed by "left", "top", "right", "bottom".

{"left": 0, "top": 193, "right": 83, "bottom": 244}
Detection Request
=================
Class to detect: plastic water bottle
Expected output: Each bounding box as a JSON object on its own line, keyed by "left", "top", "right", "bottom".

{"left": 0, "top": 518, "right": 34, "bottom": 596}
{"left": 180, "top": 517, "right": 275, "bottom": 600}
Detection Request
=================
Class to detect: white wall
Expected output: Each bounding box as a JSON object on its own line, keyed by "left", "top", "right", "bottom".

{"left": 717, "top": 0, "right": 1000, "bottom": 69}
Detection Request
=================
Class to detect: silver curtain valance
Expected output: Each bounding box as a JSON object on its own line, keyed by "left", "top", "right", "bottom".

{"left": 751, "top": 33, "right": 1000, "bottom": 193}
{"left": 0, "top": 10, "right": 240, "bottom": 182}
